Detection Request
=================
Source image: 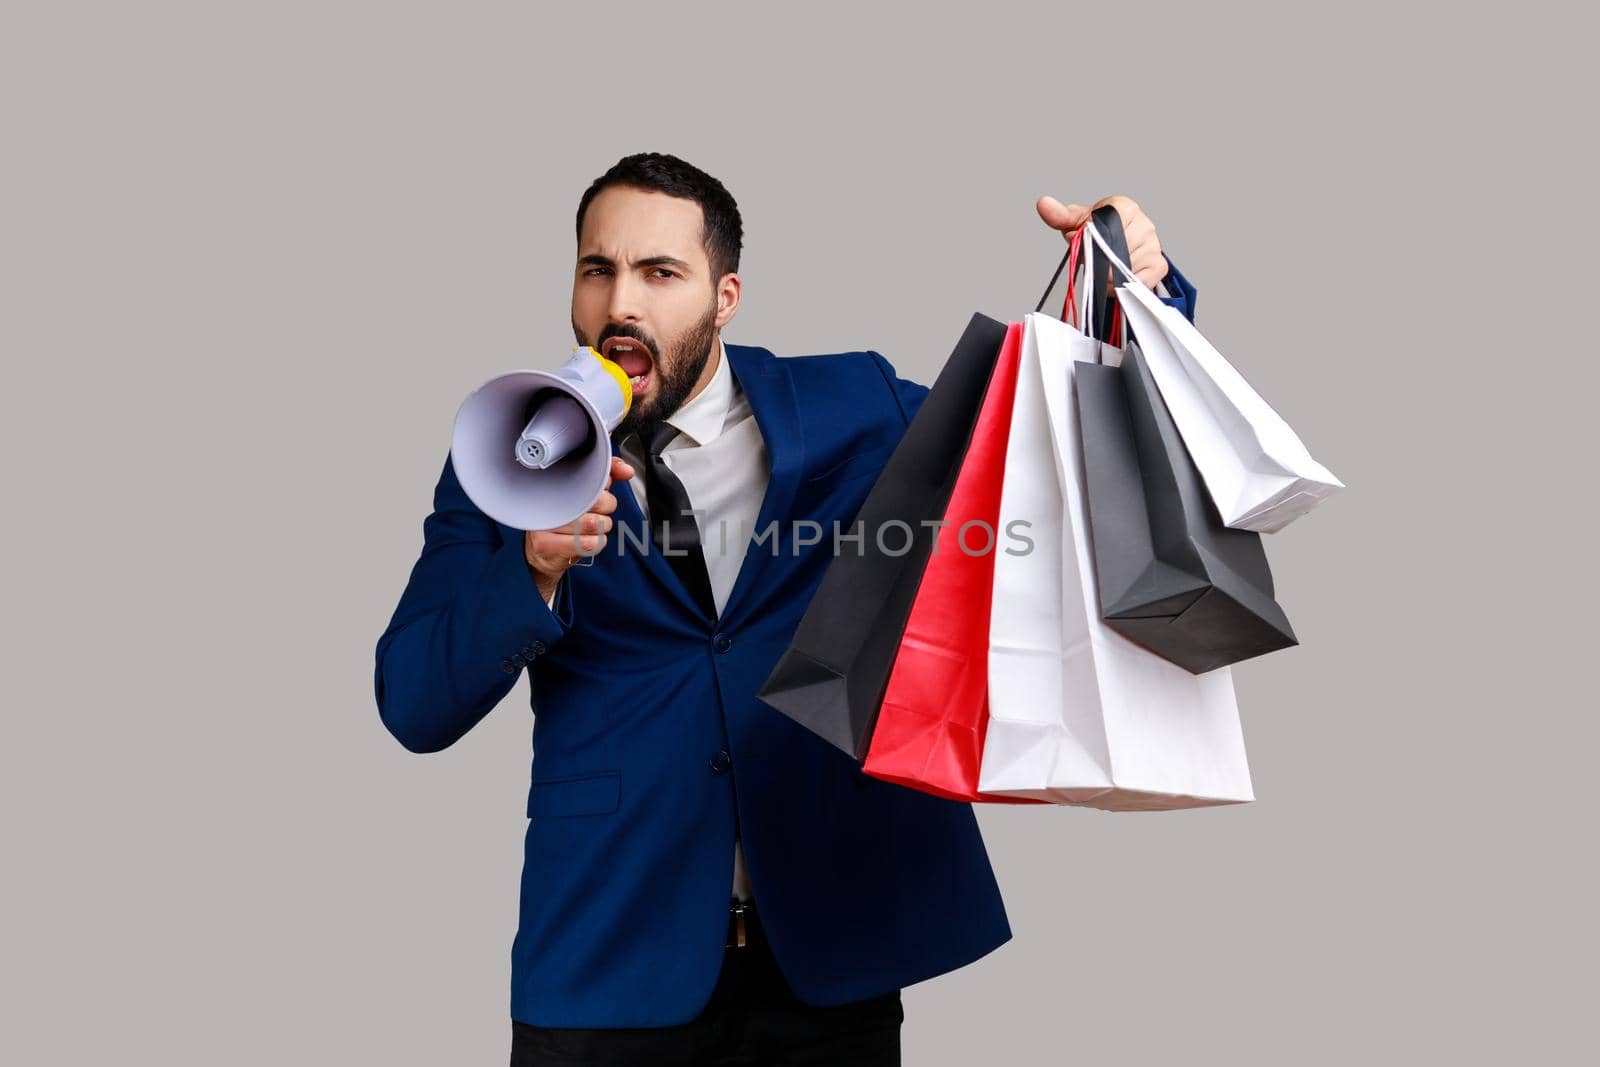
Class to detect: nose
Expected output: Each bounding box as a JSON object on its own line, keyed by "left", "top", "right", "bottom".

{"left": 606, "top": 269, "right": 644, "bottom": 326}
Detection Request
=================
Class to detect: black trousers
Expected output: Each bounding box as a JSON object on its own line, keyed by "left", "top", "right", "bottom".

{"left": 510, "top": 900, "right": 903, "bottom": 1066}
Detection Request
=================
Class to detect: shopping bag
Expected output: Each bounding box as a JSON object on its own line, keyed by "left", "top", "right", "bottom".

{"left": 1076, "top": 342, "right": 1298, "bottom": 672}
{"left": 863, "top": 321, "right": 1043, "bottom": 803}
{"left": 758, "top": 313, "right": 1010, "bottom": 759}
{"left": 979, "top": 311, "right": 1254, "bottom": 810}
{"left": 1082, "top": 221, "right": 1343, "bottom": 533}
{"left": 1065, "top": 206, "right": 1296, "bottom": 670}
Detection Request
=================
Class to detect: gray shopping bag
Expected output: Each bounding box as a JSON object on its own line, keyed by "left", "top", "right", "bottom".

{"left": 1076, "top": 342, "right": 1297, "bottom": 673}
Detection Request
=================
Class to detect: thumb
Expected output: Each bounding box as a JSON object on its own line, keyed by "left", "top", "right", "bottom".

{"left": 1037, "top": 195, "right": 1090, "bottom": 233}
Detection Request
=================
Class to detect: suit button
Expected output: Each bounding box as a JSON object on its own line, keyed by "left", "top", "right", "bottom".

{"left": 500, "top": 659, "right": 517, "bottom": 674}
{"left": 713, "top": 633, "right": 734, "bottom": 653}
{"left": 511, "top": 653, "right": 527, "bottom": 668}
{"left": 709, "top": 749, "right": 732, "bottom": 774}
{"left": 530, "top": 640, "right": 546, "bottom": 655}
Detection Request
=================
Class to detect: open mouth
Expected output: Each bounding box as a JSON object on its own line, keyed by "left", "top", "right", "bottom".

{"left": 602, "top": 337, "right": 654, "bottom": 393}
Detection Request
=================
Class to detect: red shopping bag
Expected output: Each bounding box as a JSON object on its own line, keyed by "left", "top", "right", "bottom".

{"left": 862, "top": 321, "right": 1042, "bottom": 803}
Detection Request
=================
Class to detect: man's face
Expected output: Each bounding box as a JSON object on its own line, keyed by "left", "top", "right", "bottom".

{"left": 571, "top": 186, "right": 733, "bottom": 440}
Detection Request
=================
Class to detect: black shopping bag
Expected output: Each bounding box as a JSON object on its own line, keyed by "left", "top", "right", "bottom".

{"left": 1076, "top": 342, "right": 1298, "bottom": 673}
{"left": 758, "top": 313, "right": 1009, "bottom": 758}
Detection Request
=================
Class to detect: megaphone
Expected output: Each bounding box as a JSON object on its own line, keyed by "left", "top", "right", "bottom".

{"left": 451, "top": 346, "right": 633, "bottom": 530}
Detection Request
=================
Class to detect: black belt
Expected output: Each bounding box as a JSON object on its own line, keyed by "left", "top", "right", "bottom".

{"left": 726, "top": 897, "right": 758, "bottom": 949}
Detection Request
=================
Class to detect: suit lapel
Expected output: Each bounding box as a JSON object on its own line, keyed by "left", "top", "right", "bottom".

{"left": 600, "top": 342, "right": 803, "bottom": 627}
{"left": 720, "top": 343, "right": 802, "bottom": 627}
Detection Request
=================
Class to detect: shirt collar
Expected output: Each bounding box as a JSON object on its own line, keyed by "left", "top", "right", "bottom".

{"left": 664, "top": 336, "right": 734, "bottom": 447}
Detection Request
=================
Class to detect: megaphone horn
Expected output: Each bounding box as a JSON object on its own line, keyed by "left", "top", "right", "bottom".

{"left": 451, "top": 346, "right": 634, "bottom": 531}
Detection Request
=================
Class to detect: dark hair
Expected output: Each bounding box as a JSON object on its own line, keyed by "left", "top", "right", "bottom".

{"left": 575, "top": 153, "right": 743, "bottom": 282}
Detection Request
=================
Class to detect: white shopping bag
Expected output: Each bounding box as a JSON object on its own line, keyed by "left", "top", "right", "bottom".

{"left": 1082, "top": 222, "right": 1342, "bottom": 533}
{"left": 980, "top": 312, "right": 1255, "bottom": 810}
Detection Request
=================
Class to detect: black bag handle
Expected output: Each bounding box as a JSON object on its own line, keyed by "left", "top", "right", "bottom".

{"left": 1087, "top": 203, "right": 1133, "bottom": 345}
{"left": 1033, "top": 241, "right": 1075, "bottom": 315}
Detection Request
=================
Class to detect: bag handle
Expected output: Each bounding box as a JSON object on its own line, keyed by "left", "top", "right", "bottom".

{"left": 1087, "top": 204, "right": 1133, "bottom": 347}
{"left": 1081, "top": 207, "right": 1143, "bottom": 291}
{"left": 1061, "top": 227, "right": 1084, "bottom": 327}
{"left": 1033, "top": 206, "right": 1132, "bottom": 346}
{"left": 1034, "top": 226, "right": 1084, "bottom": 318}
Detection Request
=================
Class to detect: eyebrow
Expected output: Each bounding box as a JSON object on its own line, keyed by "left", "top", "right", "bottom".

{"left": 577, "top": 254, "right": 693, "bottom": 273}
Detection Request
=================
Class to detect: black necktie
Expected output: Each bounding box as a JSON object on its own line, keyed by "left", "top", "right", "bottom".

{"left": 632, "top": 423, "right": 717, "bottom": 622}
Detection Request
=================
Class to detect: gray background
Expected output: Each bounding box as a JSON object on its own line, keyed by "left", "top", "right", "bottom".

{"left": 4, "top": 1, "right": 1594, "bottom": 1063}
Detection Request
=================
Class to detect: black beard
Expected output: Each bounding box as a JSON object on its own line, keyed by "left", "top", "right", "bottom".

{"left": 577, "top": 301, "right": 719, "bottom": 443}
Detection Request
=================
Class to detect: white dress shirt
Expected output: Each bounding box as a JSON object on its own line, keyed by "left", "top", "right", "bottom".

{"left": 545, "top": 337, "right": 767, "bottom": 901}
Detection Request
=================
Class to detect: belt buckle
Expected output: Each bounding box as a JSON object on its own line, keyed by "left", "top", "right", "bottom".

{"left": 729, "top": 899, "right": 749, "bottom": 949}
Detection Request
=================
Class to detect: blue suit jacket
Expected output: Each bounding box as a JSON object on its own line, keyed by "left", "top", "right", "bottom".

{"left": 374, "top": 268, "right": 1197, "bottom": 1028}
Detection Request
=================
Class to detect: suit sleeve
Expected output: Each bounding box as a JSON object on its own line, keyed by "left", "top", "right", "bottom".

{"left": 373, "top": 453, "right": 575, "bottom": 753}
{"left": 867, "top": 351, "right": 931, "bottom": 426}
{"left": 1159, "top": 254, "right": 1198, "bottom": 321}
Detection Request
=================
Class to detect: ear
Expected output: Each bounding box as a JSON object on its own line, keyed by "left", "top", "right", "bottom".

{"left": 714, "top": 273, "right": 741, "bottom": 329}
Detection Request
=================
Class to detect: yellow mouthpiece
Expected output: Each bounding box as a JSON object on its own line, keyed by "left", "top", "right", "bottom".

{"left": 588, "top": 346, "right": 633, "bottom": 413}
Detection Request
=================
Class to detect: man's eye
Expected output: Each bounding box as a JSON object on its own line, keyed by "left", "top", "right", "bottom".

{"left": 651, "top": 268, "right": 676, "bottom": 279}
{"left": 583, "top": 267, "right": 611, "bottom": 277}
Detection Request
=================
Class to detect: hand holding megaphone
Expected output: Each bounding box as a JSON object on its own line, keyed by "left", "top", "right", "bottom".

{"left": 452, "top": 346, "right": 636, "bottom": 532}
{"left": 522, "top": 455, "right": 635, "bottom": 601}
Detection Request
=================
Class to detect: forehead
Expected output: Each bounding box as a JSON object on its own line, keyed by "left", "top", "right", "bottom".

{"left": 578, "top": 186, "right": 707, "bottom": 266}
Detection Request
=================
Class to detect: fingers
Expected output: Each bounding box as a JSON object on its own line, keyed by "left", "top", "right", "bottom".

{"left": 528, "top": 528, "right": 607, "bottom": 559}
{"left": 573, "top": 510, "right": 614, "bottom": 536}
{"left": 1087, "top": 196, "right": 1149, "bottom": 246}
{"left": 1042, "top": 195, "right": 1161, "bottom": 281}
{"left": 1089, "top": 193, "right": 1127, "bottom": 217}
{"left": 1128, "top": 230, "right": 1165, "bottom": 288}
{"left": 555, "top": 510, "right": 614, "bottom": 541}
{"left": 1086, "top": 195, "right": 1167, "bottom": 288}
{"left": 524, "top": 506, "right": 616, "bottom": 566}
{"left": 1120, "top": 214, "right": 1156, "bottom": 252}
{"left": 1037, "top": 195, "right": 1090, "bottom": 234}
{"left": 1131, "top": 248, "right": 1167, "bottom": 288}
{"left": 521, "top": 458, "right": 636, "bottom": 575}
{"left": 605, "top": 455, "right": 635, "bottom": 488}
{"left": 1128, "top": 228, "right": 1165, "bottom": 287}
